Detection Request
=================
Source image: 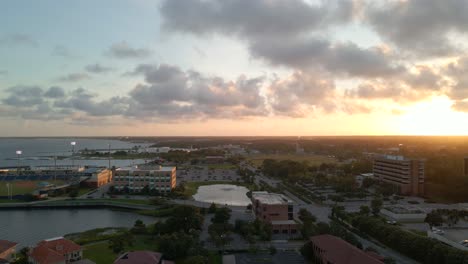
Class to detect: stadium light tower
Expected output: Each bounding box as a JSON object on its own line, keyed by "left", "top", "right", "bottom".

{"left": 71, "top": 141, "right": 76, "bottom": 168}
{"left": 16, "top": 150, "right": 22, "bottom": 175}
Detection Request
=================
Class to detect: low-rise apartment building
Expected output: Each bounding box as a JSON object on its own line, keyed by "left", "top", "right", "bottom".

{"left": 373, "top": 155, "right": 425, "bottom": 196}
{"left": 113, "top": 165, "right": 176, "bottom": 194}
{"left": 28, "top": 237, "right": 82, "bottom": 264}
{"left": 251, "top": 191, "right": 299, "bottom": 236}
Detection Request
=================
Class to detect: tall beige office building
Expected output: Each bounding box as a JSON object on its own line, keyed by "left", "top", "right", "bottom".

{"left": 373, "top": 155, "right": 425, "bottom": 196}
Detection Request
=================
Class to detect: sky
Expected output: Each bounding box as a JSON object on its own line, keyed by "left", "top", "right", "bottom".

{"left": 1, "top": 0, "right": 468, "bottom": 136}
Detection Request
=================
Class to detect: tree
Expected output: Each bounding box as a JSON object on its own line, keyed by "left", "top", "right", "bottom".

{"left": 425, "top": 211, "right": 444, "bottom": 228}
{"left": 68, "top": 188, "right": 79, "bottom": 199}
{"left": 108, "top": 236, "right": 125, "bottom": 254}
{"left": 159, "top": 232, "right": 200, "bottom": 259}
{"left": 208, "top": 223, "right": 233, "bottom": 249}
{"left": 300, "top": 241, "right": 315, "bottom": 261}
{"left": 371, "top": 197, "right": 383, "bottom": 216}
{"left": 212, "top": 207, "right": 231, "bottom": 224}
{"left": 269, "top": 246, "right": 277, "bottom": 255}
{"left": 131, "top": 219, "right": 147, "bottom": 234}
{"left": 359, "top": 205, "right": 370, "bottom": 216}
{"left": 298, "top": 208, "right": 316, "bottom": 223}
{"left": 208, "top": 203, "right": 217, "bottom": 214}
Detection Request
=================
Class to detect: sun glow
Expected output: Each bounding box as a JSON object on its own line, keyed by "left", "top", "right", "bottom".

{"left": 398, "top": 97, "right": 468, "bottom": 135}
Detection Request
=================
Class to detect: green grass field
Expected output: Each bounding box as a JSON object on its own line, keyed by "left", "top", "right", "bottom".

{"left": 83, "top": 242, "right": 117, "bottom": 264}
{"left": 247, "top": 154, "right": 338, "bottom": 167}
{"left": 0, "top": 180, "right": 68, "bottom": 196}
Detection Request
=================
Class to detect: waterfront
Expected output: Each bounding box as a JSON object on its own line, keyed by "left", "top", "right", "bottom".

{"left": 0, "top": 138, "right": 151, "bottom": 167}
{"left": 0, "top": 208, "right": 156, "bottom": 247}
{"left": 192, "top": 184, "right": 251, "bottom": 206}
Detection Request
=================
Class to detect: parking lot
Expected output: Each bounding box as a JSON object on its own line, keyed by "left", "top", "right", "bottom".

{"left": 177, "top": 166, "right": 241, "bottom": 184}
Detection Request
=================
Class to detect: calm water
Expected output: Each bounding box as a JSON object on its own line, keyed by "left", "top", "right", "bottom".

{"left": 192, "top": 184, "right": 251, "bottom": 206}
{"left": 0, "top": 208, "right": 156, "bottom": 247}
{"left": 0, "top": 138, "right": 151, "bottom": 167}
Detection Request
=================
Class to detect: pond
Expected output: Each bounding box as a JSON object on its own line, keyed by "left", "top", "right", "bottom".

{"left": 192, "top": 184, "right": 251, "bottom": 206}
{"left": 0, "top": 208, "right": 156, "bottom": 247}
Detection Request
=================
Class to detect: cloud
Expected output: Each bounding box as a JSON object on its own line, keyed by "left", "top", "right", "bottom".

{"left": 51, "top": 45, "right": 73, "bottom": 57}
{"left": 446, "top": 56, "right": 468, "bottom": 101}
{"left": 0, "top": 70, "right": 7, "bottom": 76}
{"left": 0, "top": 34, "right": 37, "bottom": 47}
{"left": 85, "top": 63, "right": 114, "bottom": 74}
{"left": 160, "top": 0, "right": 354, "bottom": 38}
{"left": 58, "top": 73, "right": 91, "bottom": 82}
{"left": 2, "top": 85, "right": 44, "bottom": 107}
{"left": 44, "top": 86, "right": 65, "bottom": 98}
{"left": 160, "top": 0, "right": 403, "bottom": 78}
{"left": 106, "top": 42, "right": 152, "bottom": 59}
{"left": 365, "top": 0, "right": 468, "bottom": 56}
{"left": 452, "top": 100, "right": 468, "bottom": 112}
{"left": 127, "top": 64, "right": 267, "bottom": 119}
{"left": 267, "top": 71, "right": 335, "bottom": 117}
{"left": 250, "top": 37, "right": 403, "bottom": 78}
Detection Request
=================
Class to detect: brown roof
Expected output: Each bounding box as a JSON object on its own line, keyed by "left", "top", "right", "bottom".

{"left": 28, "top": 245, "right": 65, "bottom": 264}
{"left": 29, "top": 237, "right": 81, "bottom": 264}
{"left": 0, "top": 240, "right": 17, "bottom": 254}
{"left": 310, "top": 235, "right": 384, "bottom": 264}
{"left": 114, "top": 251, "right": 162, "bottom": 264}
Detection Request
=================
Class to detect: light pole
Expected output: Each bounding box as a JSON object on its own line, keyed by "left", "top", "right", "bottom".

{"left": 71, "top": 141, "right": 76, "bottom": 169}
{"left": 108, "top": 143, "right": 111, "bottom": 169}
{"left": 16, "top": 150, "right": 22, "bottom": 175}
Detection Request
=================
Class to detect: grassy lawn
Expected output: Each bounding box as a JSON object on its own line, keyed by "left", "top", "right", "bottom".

{"left": 78, "top": 187, "right": 95, "bottom": 196}
{"left": 83, "top": 236, "right": 158, "bottom": 264}
{"left": 0, "top": 181, "right": 37, "bottom": 196}
{"left": 83, "top": 242, "right": 117, "bottom": 264}
{"left": 247, "top": 153, "right": 338, "bottom": 167}
{"left": 136, "top": 206, "right": 178, "bottom": 217}
{"left": 183, "top": 181, "right": 254, "bottom": 197}
{"left": 0, "top": 199, "right": 24, "bottom": 203}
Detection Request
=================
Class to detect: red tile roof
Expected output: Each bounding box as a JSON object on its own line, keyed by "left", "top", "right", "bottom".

{"left": 28, "top": 245, "right": 65, "bottom": 264}
{"left": 310, "top": 235, "right": 384, "bottom": 264}
{"left": 114, "top": 251, "right": 162, "bottom": 264}
{"left": 0, "top": 240, "right": 17, "bottom": 254}
{"left": 29, "top": 237, "right": 81, "bottom": 264}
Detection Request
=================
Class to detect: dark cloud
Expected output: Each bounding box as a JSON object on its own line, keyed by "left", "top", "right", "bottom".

{"left": 160, "top": 0, "right": 403, "bottom": 78}
{"left": 160, "top": 0, "right": 354, "bottom": 38}
{"left": 250, "top": 37, "right": 403, "bottom": 77}
{"left": 107, "top": 42, "right": 152, "bottom": 59}
{"left": 44, "top": 86, "right": 65, "bottom": 98}
{"left": 365, "top": 0, "right": 468, "bottom": 56}
{"left": 2, "top": 86, "right": 43, "bottom": 107}
{"left": 0, "top": 34, "right": 38, "bottom": 47}
{"left": 58, "top": 73, "right": 91, "bottom": 82}
{"left": 85, "top": 63, "right": 114, "bottom": 74}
